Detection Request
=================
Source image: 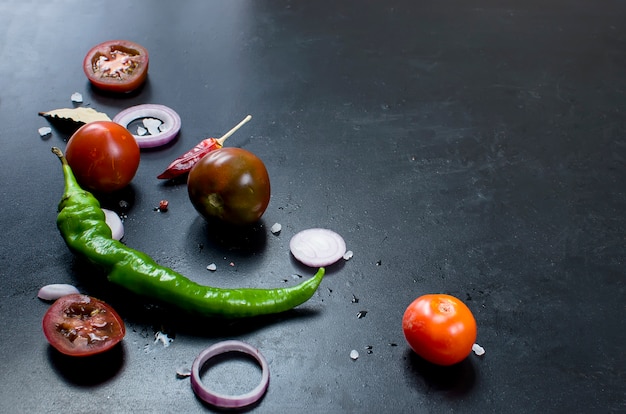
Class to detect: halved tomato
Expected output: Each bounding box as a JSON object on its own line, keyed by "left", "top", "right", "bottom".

{"left": 42, "top": 294, "right": 126, "bottom": 357}
{"left": 83, "top": 40, "right": 149, "bottom": 93}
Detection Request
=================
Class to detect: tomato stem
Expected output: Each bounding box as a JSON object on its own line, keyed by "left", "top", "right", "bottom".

{"left": 216, "top": 114, "right": 252, "bottom": 146}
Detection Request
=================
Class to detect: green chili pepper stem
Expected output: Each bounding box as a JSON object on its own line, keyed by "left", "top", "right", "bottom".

{"left": 51, "top": 146, "right": 325, "bottom": 318}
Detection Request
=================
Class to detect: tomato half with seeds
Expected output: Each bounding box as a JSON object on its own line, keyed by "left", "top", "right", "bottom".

{"left": 402, "top": 294, "right": 477, "bottom": 366}
{"left": 42, "top": 294, "right": 125, "bottom": 357}
{"left": 65, "top": 120, "right": 140, "bottom": 193}
{"left": 83, "top": 40, "right": 149, "bottom": 93}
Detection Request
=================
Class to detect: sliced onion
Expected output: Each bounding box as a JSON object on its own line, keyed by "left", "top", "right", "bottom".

{"left": 38, "top": 284, "right": 80, "bottom": 301}
{"left": 113, "top": 104, "right": 181, "bottom": 148}
{"left": 190, "top": 340, "right": 270, "bottom": 409}
{"left": 289, "top": 228, "right": 347, "bottom": 267}
{"left": 103, "top": 208, "right": 124, "bottom": 241}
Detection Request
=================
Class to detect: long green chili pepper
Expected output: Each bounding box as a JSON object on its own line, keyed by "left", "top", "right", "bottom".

{"left": 51, "top": 147, "right": 324, "bottom": 318}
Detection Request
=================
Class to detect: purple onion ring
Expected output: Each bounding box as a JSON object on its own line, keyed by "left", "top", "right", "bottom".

{"left": 190, "top": 340, "right": 270, "bottom": 408}
{"left": 113, "top": 104, "right": 181, "bottom": 148}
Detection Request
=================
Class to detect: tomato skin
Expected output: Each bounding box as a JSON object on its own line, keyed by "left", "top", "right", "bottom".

{"left": 42, "top": 294, "right": 125, "bottom": 357}
{"left": 402, "top": 294, "right": 477, "bottom": 366}
{"left": 65, "top": 121, "right": 140, "bottom": 193}
{"left": 187, "top": 148, "right": 271, "bottom": 225}
{"left": 83, "top": 40, "right": 149, "bottom": 93}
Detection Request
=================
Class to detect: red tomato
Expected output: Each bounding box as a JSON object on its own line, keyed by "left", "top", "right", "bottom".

{"left": 187, "top": 148, "right": 271, "bottom": 225}
{"left": 83, "top": 40, "right": 149, "bottom": 93}
{"left": 402, "top": 294, "right": 477, "bottom": 366}
{"left": 65, "top": 121, "right": 140, "bottom": 192}
{"left": 42, "top": 294, "right": 125, "bottom": 357}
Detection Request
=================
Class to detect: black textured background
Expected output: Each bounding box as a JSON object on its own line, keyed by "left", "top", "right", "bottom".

{"left": 1, "top": 1, "right": 625, "bottom": 412}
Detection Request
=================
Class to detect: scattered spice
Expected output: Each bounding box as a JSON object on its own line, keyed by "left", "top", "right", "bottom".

{"left": 158, "top": 200, "right": 169, "bottom": 212}
{"left": 351, "top": 294, "right": 359, "bottom": 303}
{"left": 357, "top": 310, "right": 368, "bottom": 319}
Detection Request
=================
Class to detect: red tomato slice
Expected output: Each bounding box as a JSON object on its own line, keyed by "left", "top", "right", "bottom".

{"left": 83, "top": 40, "right": 149, "bottom": 93}
{"left": 42, "top": 294, "right": 126, "bottom": 357}
{"left": 402, "top": 294, "right": 477, "bottom": 366}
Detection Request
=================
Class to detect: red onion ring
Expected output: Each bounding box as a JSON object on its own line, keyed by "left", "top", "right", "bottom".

{"left": 289, "top": 228, "right": 347, "bottom": 267}
{"left": 190, "top": 340, "right": 270, "bottom": 408}
{"left": 112, "top": 104, "right": 181, "bottom": 148}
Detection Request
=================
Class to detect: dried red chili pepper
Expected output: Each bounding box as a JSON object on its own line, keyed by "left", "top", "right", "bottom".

{"left": 157, "top": 115, "right": 252, "bottom": 180}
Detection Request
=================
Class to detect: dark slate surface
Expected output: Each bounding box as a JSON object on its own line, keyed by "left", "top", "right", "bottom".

{"left": 1, "top": 1, "right": 624, "bottom": 412}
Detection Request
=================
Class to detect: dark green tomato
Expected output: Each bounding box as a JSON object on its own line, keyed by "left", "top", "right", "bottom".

{"left": 187, "top": 148, "right": 271, "bottom": 225}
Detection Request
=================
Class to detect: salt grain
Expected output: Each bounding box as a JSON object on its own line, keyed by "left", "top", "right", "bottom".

{"left": 143, "top": 118, "right": 162, "bottom": 136}
{"left": 343, "top": 250, "right": 353, "bottom": 260}
{"left": 270, "top": 223, "right": 282, "bottom": 234}
{"left": 154, "top": 331, "right": 173, "bottom": 347}
{"left": 70, "top": 92, "right": 83, "bottom": 103}
{"left": 350, "top": 350, "right": 359, "bottom": 360}
{"left": 472, "top": 343, "right": 485, "bottom": 356}
{"left": 38, "top": 127, "right": 52, "bottom": 137}
{"left": 207, "top": 263, "right": 217, "bottom": 271}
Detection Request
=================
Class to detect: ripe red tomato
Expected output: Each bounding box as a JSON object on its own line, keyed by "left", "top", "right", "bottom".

{"left": 65, "top": 121, "right": 140, "bottom": 193}
{"left": 42, "top": 294, "right": 126, "bottom": 357}
{"left": 187, "top": 148, "right": 271, "bottom": 225}
{"left": 402, "top": 294, "right": 477, "bottom": 366}
{"left": 83, "top": 40, "right": 149, "bottom": 93}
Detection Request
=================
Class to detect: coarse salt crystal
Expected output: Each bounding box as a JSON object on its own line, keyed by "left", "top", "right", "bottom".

{"left": 472, "top": 343, "right": 485, "bottom": 356}
{"left": 350, "top": 349, "right": 359, "bottom": 360}
{"left": 71, "top": 92, "right": 83, "bottom": 103}
{"left": 270, "top": 223, "right": 282, "bottom": 234}
{"left": 154, "top": 331, "right": 173, "bottom": 347}
{"left": 207, "top": 263, "right": 217, "bottom": 271}
{"left": 38, "top": 127, "right": 52, "bottom": 137}
{"left": 343, "top": 250, "right": 354, "bottom": 260}
{"left": 143, "top": 118, "right": 162, "bottom": 136}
